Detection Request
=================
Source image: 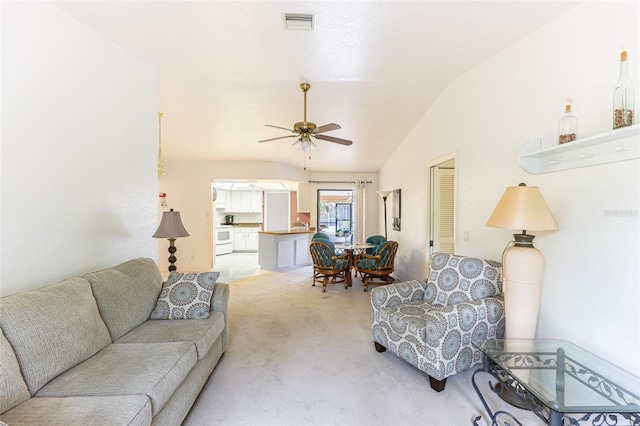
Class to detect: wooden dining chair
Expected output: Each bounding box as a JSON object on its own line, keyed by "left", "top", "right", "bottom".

{"left": 364, "top": 235, "right": 387, "bottom": 255}
{"left": 309, "top": 239, "right": 352, "bottom": 292}
{"left": 354, "top": 241, "right": 398, "bottom": 292}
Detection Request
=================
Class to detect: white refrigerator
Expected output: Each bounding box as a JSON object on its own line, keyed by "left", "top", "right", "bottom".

{"left": 264, "top": 192, "right": 290, "bottom": 231}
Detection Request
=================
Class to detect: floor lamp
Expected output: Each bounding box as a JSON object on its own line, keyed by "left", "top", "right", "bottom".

{"left": 153, "top": 209, "right": 190, "bottom": 272}
{"left": 377, "top": 191, "right": 391, "bottom": 240}
{"left": 486, "top": 183, "right": 557, "bottom": 340}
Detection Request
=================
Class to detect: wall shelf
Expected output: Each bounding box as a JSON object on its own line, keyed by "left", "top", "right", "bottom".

{"left": 519, "top": 124, "right": 639, "bottom": 174}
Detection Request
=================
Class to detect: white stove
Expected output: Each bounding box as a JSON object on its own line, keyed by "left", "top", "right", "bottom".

{"left": 215, "top": 225, "right": 234, "bottom": 255}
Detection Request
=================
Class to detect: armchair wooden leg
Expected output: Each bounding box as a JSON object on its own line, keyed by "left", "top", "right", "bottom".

{"left": 428, "top": 376, "right": 446, "bottom": 392}
{"left": 374, "top": 342, "right": 386, "bottom": 353}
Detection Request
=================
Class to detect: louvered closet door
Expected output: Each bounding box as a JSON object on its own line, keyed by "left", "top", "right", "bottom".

{"left": 433, "top": 167, "right": 455, "bottom": 254}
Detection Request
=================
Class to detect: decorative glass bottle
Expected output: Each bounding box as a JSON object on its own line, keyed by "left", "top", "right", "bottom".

{"left": 558, "top": 98, "right": 577, "bottom": 144}
{"left": 613, "top": 48, "right": 635, "bottom": 129}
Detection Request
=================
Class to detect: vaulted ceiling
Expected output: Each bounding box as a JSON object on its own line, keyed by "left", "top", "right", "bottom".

{"left": 53, "top": 1, "right": 578, "bottom": 173}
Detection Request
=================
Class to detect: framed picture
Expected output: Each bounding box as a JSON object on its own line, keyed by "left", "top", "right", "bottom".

{"left": 392, "top": 189, "right": 401, "bottom": 231}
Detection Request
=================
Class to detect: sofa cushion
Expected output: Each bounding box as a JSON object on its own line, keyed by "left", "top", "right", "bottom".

{"left": 425, "top": 252, "right": 501, "bottom": 306}
{"left": 36, "top": 342, "right": 197, "bottom": 416}
{"left": 0, "top": 328, "right": 31, "bottom": 414}
{"left": 116, "top": 311, "right": 226, "bottom": 360}
{"left": 0, "top": 395, "right": 152, "bottom": 426}
{"left": 84, "top": 258, "right": 163, "bottom": 341}
{"left": 150, "top": 271, "right": 219, "bottom": 320}
{"left": 0, "top": 278, "right": 112, "bottom": 395}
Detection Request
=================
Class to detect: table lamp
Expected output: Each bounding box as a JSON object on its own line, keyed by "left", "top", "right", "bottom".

{"left": 377, "top": 191, "right": 391, "bottom": 240}
{"left": 486, "top": 183, "right": 558, "bottom": 340}
{"left": 153, "top": 209, "right": 190, "bottom": 272}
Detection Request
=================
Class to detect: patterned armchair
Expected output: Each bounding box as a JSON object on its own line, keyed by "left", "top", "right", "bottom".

{"left": 309, "top": 239, "right": 352, "bottom": 292}
{"left": 355, "top": 241, "right": 398, "bottom": 292}
{"left": 370, "top": 252, "right": 504, "bottom": 392}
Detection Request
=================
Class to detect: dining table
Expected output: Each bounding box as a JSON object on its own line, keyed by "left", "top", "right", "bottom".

{"left": 334, "top": 243, "right": 378, "bottom": 276}
{"left": 334, "top": 242, "right": 377, "bottom": 255}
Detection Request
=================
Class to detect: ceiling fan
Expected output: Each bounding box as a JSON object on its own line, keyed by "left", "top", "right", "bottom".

{"left": 259, "top": 83, "right": 353, "bottom": 149}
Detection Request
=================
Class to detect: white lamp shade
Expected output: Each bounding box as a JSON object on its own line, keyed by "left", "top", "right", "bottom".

{"left": 376, "top": 190, "right": 391, "bottom": 199}
{"left": 486, "top": 185, "right": 558, "bottom": 232}
{"left": 152, "top": 209, "right": 190, "bottom": 238}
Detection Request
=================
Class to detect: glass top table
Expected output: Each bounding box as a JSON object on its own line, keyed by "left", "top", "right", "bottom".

{"left": 472, "top": 339, "right": 640, "bottom": 425}
{"left": 334, "top": 243, "right": 377, "bottom": 254}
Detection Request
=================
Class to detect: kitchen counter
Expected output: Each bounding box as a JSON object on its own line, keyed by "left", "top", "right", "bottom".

{"left": 258, "top": 228, "right": 315, "bottom": 235}
{"left": 258, "top": 230, "right": 312, "bottom": 270}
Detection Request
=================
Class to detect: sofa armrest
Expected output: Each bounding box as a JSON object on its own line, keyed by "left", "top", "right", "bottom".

{"left": 210, "top": 282, "right": 230, "bottom": 351}
{"left": 370, "top": 279, "right": 428, "bottom": 310}
{"left": 210, "top": 282, "right": 229, "bottom": 314}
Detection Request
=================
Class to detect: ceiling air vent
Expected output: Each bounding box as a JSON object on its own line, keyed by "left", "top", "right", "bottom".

{"left": 283, "top": 12, "right": 314, "bottom": 31}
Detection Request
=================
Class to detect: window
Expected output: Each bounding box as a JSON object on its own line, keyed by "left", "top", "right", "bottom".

{"left": 317, "top": 190, "right": 353, "bottom": 242}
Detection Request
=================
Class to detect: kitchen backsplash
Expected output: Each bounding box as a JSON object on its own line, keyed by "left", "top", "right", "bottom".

{"left": 215, "top": 210, "right": 262, "bottom": 224}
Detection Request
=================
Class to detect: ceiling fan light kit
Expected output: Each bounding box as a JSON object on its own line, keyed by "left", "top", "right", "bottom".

{"left": 293, "top": 137, "right": 316, "bottom": 152}
{"left": 259, "top": 82, "right": 352, "bottom": 169}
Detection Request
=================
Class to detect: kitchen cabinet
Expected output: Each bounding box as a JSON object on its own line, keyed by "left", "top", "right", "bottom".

{"left": 258, "top": 230, "right": 312, "bottom": 271}
{"left": 294, "top": 236, "right": 311, "bottom": 265}
{"left": 229, "top": 191, "right": 247, "bottom": 212}
{"left": 215, "top": 189, "right": 227, "bottom": 207}
{"left": 248, "top": 232, "right": 259, "bottom": 250}
{"left": 297, "top": 183, "right": 310, "bottom": 213}
{"left": 234, "top": 227, "right": 259, "bottom": 252}
{"left": 227, "top": 191, "right": 262, "bottom": 213}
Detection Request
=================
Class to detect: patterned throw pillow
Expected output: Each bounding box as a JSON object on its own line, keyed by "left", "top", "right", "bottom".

{"left": 150, "top": 271, "right": 219, "bottom": 320}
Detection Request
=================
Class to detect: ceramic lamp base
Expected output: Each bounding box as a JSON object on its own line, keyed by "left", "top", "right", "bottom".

{"left": 503, "top": 236, "right": 544, "bottom": 340}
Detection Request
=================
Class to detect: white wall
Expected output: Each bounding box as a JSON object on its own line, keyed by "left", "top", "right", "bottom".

{"left": 156, "top": 161, "right": 378, "bottom": 272}
{"left": 380, "top": 1, "right": 640, "bottom": 375}
{"left": 157, "top": 160, "right": 308, "bottom": 272}
{"left": 0, "top": 2, "right": 158, "bottom": 296}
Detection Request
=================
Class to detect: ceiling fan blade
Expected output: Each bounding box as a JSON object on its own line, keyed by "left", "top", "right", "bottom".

{"left": 313, "top": 134, "right": 353, "bottom": 146}
{"left": 265, "top": 124, "right": 297, "bottom": 133}
{"left": 311, "top": 123, "right": 341, "bottom": 134}
{"left": 258, "top": 135, "right": 298, "bottom": 143}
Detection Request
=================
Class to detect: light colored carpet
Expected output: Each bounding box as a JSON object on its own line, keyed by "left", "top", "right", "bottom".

{"left": 183, "top": 266, "right": 542, "bottom": 426}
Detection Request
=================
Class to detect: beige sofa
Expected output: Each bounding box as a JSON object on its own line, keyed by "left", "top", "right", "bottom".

{"left": 0, "top": 258, "right": 229, "bottom": 425}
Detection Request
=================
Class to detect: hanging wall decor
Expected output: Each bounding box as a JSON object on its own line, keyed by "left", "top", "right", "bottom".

{"left": 393, "top": 189, "right": 401, "bottom": 231}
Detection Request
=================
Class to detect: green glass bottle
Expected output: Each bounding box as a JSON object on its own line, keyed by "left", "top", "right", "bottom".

{"left": 558, "top": 98, "right": 577, "bottom": 144}
{"left": 613, "top": 49, "right": 635, "bottom": 129}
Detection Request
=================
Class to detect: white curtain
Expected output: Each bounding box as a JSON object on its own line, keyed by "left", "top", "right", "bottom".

{"left": 353, "top": 181, "right": 368, "bottom": 243}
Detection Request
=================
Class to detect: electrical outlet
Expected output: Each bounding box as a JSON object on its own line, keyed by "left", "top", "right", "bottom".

{"left": 464, "top": 231, "right": 470, "bottom": 241}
